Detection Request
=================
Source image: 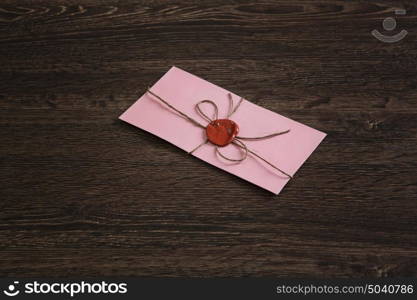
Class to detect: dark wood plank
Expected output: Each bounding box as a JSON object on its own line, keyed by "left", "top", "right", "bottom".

{"left": 1, "top": 0, "right": 417, "bottom": 277}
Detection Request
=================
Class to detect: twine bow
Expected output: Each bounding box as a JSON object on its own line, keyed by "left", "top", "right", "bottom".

{"left": 147, "top": 89, "right": 292, "bottom": 179}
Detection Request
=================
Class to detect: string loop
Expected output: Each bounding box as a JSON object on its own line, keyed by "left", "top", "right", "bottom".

{"left": 216, "top": 139, "right": 248, "bottom": 162}
{"left": 195, "top": 100, "right": 219, "bottom": 123}
{"left": 227, "top": 93, "right": 244, "bottom": 118}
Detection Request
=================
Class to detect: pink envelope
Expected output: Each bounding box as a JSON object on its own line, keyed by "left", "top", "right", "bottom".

{"left": 119, "top": 66, "right": 326, "bottom": 194}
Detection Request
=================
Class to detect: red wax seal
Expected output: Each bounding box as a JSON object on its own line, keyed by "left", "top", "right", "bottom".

{"left": 206, "top": 119, "right": 239, "bottom": 147}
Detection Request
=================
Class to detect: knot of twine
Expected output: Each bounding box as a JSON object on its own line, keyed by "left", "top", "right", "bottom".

{"left": 147, "top": 89, "right": 292, "bottom": 179}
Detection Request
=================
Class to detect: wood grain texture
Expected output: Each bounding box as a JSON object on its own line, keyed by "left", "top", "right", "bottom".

{"left": 1, "top": 0, "right": 417, "bottom": 278}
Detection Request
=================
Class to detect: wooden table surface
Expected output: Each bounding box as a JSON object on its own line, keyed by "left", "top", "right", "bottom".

{"left": 1, "top": 0, "right": 417, "bottom": 278}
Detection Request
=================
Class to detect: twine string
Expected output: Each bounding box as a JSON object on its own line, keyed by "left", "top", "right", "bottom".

{"left": 189, "top": 139, "right": 208, "bottom": 155}
{"left": 216, "top": 139, "right": 248, "bottom": 162}
{"left": 146, "top": 89, "right": 292, "bottom": 179}
{"left": 227, "top": 93, "right": 244, "bottom": 118}
{"left": 195, "top": 100, "right": 218, "bottom": 123}
{"left": 237, "top": 129, "right": 290, "bottom": 140}
{"left": 234, "top": 138, "right": 293, "bottom": 179}
{"left": 227, "top": 94, "right": 234, "bottom": 118}
{"left": 147, "top": 89, "right": 205, "bottom": 129}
